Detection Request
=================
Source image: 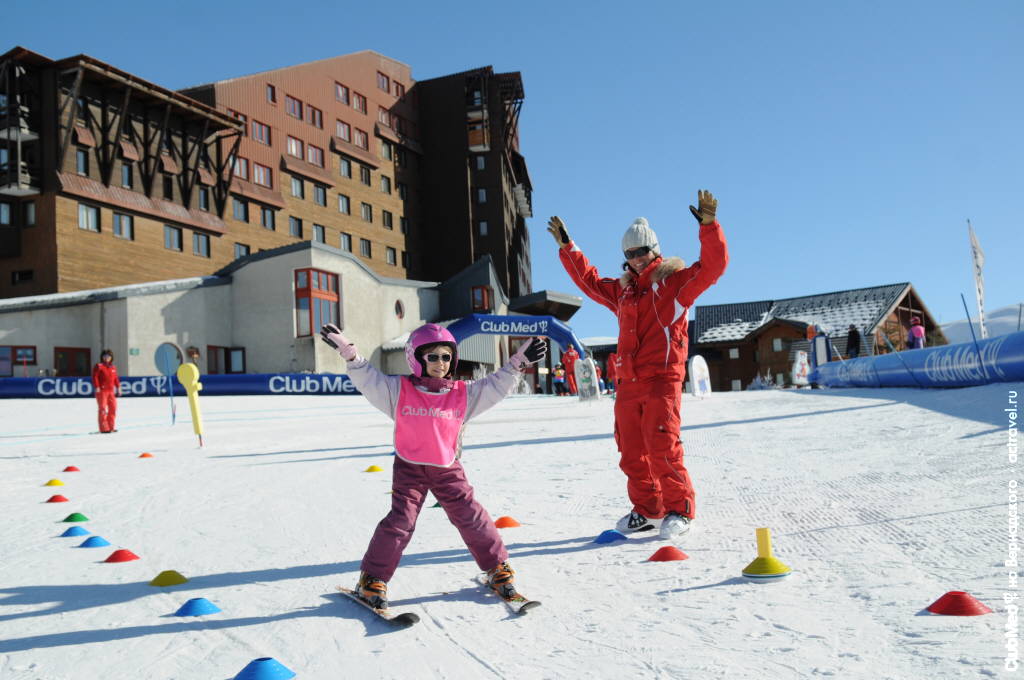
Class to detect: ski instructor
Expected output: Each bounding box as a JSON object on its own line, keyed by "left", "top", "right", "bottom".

{"left": 547, "top": 190, "right": 728, "bottom": 539}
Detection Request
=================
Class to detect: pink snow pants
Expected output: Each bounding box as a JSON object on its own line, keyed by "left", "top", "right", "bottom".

{"left": 360, "top": 457, "right": 508, "bottom": 582}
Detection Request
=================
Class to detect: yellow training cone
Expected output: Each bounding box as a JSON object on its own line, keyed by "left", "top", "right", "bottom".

{"left": 44, "top": 479, "right": 64, "bottom": 486}
{"left": 742, "top": 527, "right": 791, "bottom": 581}
{"left": 365, "top": 465, "right": 383, "bottom": 473}
{"left": 150, "top": 570, "right": 189, "bottom": 587}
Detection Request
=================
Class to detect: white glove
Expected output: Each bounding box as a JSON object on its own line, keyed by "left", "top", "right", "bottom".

{"left": 510, "top": 337, "right": 548, "bottom": 370}
{"left": 320, "top": 324, "right": 358, "bottom": 361}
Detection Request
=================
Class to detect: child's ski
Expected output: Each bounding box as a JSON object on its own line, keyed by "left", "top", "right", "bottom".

{"left": 337, "top": 587, "right": 419, "bottom": 627}
{"left": 475, "top": 576, "right": 542, "bottom": 615}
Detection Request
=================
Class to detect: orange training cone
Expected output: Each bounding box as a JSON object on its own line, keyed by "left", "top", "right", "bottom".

{"left": 139, "top": 453, "right": 154, "bottom": 459}
{"left": 648, "top": 546, "right": 689, "bottom": 562}
{"left": 494, "top": 516, "right": 521, "bottom": 528}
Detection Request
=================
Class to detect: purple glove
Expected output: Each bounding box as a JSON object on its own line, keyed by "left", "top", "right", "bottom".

{"left": 511, "top": 337, "right": 548, "bottom": 370}
{"left": 320, "top": 324, "right": 358, "bottom": 361}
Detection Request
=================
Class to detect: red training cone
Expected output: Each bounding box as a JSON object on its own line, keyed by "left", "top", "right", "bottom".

{"left": 494, "top": 516, "right": 521, "bottom": 528}
{"left": 926, "top": 591, "right": 992, "bottom": 616}
{"left": 104, "top": 549, "right": 140, "bottom": 563}
{"left": 63, "top": 466, "right": 81, "bottom": 472}
{"left": 46, "top": 495, "right": 69, "bottom": 503}
{"left": 648, "top": 546, "right": 689, "bottom": 562}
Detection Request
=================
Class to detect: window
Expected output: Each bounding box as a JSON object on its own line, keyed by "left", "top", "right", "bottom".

{"left": 475, "top": 155, "right": 486, "bottom": 170}
{"left": 23, "top": 201, "right": 35, "bottom": 226}
{"left": 78, "top": 203, "right": 99, "bottom": 232}
{"left": 728, "top": 348, "right": 740, "bottom": 359}
{"left": 477, "top": 187, "right": 487, "bottom": 203}
{"left": 472, "top": 285, "right": 493, "bottom": 312}
{"left": 233, "top": 156, "right": 248, "bottom": 180}
{"left": 0, "top": 202, "right": 9, "bottom": 225}
{"left": 314, "top": 224, "right": 325, "bottom": 243}
{"left": 340, "top": 232, "right": 352, "bottom": 252}
{"left": 113, "top": 213, "right": 134, "bottom": 240}
{"left": 291, "top": 176, "right": 305, "bottom": 198}
{"left": 289, "top": 216, "right": 303, "bottom": 238}
{"left": 382, "top": 210, "right": 393, "bottom": 229}
{"left": 229, "top": 109, "right": 248, "bottom": 135}
{"left": 400, "top": 216, "right": 409, "bottom": 234}
{"left": 479, "top": 220, "right": 488, "bottom": 236}
{"left": 772, "top": 338, "right": 784, "bottom": 352}
{"left": 198, "top": 187, "right": 209, "bottom": 211}
{"left": 193, "top": 232, "right": 210, "bottom": 257}
{"left": 353, "top": 128, "right": 368, "bottom": 149}
{"left": 339, "top": 157, "right": 351, "bottom": 178}
{"left": 163, "top": 175, "right": 174, "bottom": 199}
{"left": 294, "top": 267, "right": 339, "bottom": 337}
{"left": 266, "top": 84, "right": 276, "bottom": 103}
{"left": 306, "top": 105, "right": 323, "bottom": 129}
{"left": 379, "top": 106, "right": 390, "bottom": 126}
{"left": 253, "top": 162, "right": 272, "bottom": 188}
{"left": 360, "top": 202, "right": 372, "bottom": 222}
{"left": 337, "top": 193, "right": 350, "bottom": 214}
{"left": 285, "top": 95, "right": 303, "bottom": 119}
{"left": 261, "top": 206, "right": 275, "bottom": 230}
{"left": 380, "top": 175, "right": 391, "bottom": 194}
{"left": 380, "top": 140, "right": 393, "bottom": 160}
{"left": 394, "top": 82, "right": 405, "bottom": 98}
{"left": 397, "top": 182, "right": 407, "bottom": 200}
{"left": 307, "top": 144, "right": 324, "bottom": 168}
{"left": 386, "top": 246, "right": 396, "bottom": 265}
{"left": 207, "top": 345, "right": 246, "bottom": 374}
{"left": 335, "top": 82, "right": 349, "bottom": 104}
{"left": 336, "top": 119, "right": 350, "bottom": 141}
{"left": 287, "top": 136, "right": 304, "bottom": 158}
{"left": 377, "top": 72, "right": 390, "bottom": 91}
{"left": 252, "top": 120, "right": 271, "bottom": 145}
{"left": 121, "top": 162, "right": 134, "bottom": 188}
{"left": 164, "top": 225, "right": 182, "bottom": 251}
{"left": 353, "top": 92, "right": 367, "bottom": 114}
{"left": 401, "top": 251, "right": 409, "bottom": 268}
{"left": 76, "top": 148, "right": 88, "bottom": 174}
{"left": 10, "top": 270, "right": 33, "bottom": 286}
{"left": 313, "top": 184, "right": 326, "bottom": 206}
{"left": 359, "top": 238, "right": 371, "bottom": 257}
{"left": 731, "top": 379, "right": 742, "bottom": 391}
{"left": 234, "top": 242, "right": 250, "bottom": 259}
{"left": 360, "top": 165, "right": 371, "bottom": 185}
{"left": 233, "top": 197, "right": 249, "bottom": 222}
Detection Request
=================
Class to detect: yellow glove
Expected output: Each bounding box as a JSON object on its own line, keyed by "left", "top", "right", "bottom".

{"left": 689, "top": 189, "right": 718, "bottom": 225}
{"left": 546, "top": 216, "right": 571, "bottom": 247}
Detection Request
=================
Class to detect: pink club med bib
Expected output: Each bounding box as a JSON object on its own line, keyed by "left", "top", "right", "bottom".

{"left": 394, "top": 377, "right": 468, "bottom": 467}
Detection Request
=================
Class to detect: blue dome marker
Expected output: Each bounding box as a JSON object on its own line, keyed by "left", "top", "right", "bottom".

{"left": 594, "top": 529, "right": 628, "bottom": 544}
{"left": 232, "top": 657, "right": 296, "bottom": 680}
{"left": 79, "top": 536, "right": 111, "bottom": 548}
{"left": 61, "top": 526, "right": 90, "bottom": 537}
{"left": 175, "top": 597, "right": 222, "bottom": 616}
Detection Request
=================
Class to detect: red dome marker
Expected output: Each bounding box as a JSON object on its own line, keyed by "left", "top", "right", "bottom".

{"left": 104, "top": 549, "right": 140, "bottom": 563}
{"left": 494, "top": 516, "right": 521, "bottom": 528}
{"left": 63, "top": 466, "right": 81, "bottom": 472}
{"left": 926, "top": 591, "right": 992, "bottom": 616}
{"left": 139, "top": 453, "right": 154, "bottom": 459}
{"left": 648, "top": 546, "right": 689, "bottom": 562}
{"left": 46, "top": 495, "right": 69, "bottom": 503}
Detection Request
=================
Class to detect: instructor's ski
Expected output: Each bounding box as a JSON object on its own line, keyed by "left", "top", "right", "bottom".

{"left": 475, "top": 575, "right": 542, "bottom": 615}
{"left": 337, "top": 587, "right": 419, "bottom": 627}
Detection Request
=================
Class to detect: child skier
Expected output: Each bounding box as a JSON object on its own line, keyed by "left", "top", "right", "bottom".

{"left": 320, "top": 322, "right": 547, "bottom": 610}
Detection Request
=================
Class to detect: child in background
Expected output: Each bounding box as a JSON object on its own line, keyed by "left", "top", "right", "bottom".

{"left": 91, "top": 349, "right": 121, "bottom": 433}
{"left": 320, "top": 322, "right": 547, "bottom": 609}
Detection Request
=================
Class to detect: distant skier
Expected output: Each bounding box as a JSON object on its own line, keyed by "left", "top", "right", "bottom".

{"left": 547, "top": 190, "right": 728, "bottom": 539}
{"left": 91, "top": 349, "right": 121, "bottom": 433}
{"left": 907, "top": 317, "right": 926, "bottom": 350}
{"left": 846, "top": 325, "right": 862, "bottom": 359}
{"left": 562, "top": 345, "right": 580, "bottom": 395}
{"left": 320, "top": 322, "right": 546, "bottom": 610}
{"left": 553, "top": 364, "right": 569, "bottom": 396}
{"left": 605, "top": 352, "right": 618, "bottom": 394}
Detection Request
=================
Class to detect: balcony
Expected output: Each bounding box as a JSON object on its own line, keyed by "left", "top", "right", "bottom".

{"left": 0, "top": 105, "right": 38, "bottom": 142}
{"left": 513, "top": 183, "right": 532, "bottom": 218}
{"left": 0, "top": 161, "right": 40, "bottom": 196}
{"left": 468, "top": 123, "right": 489, "bottom": 153}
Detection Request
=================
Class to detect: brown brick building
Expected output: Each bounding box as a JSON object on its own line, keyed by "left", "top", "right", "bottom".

{"left": 0, "top": 47, "right": 534, "bottom": 302}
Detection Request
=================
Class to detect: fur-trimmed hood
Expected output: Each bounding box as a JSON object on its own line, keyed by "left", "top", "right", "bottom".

{"left": 619, "top": 256, "right": 685, "bottom": 288}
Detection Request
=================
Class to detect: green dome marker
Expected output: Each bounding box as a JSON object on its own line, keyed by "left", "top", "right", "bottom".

{"left": 62, "top": 512, "right": 89, "bottom": 522}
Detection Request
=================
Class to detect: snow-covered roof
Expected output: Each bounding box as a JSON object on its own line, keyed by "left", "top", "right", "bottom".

{"left": 0, "top": 276, "right": 226, "bottom": 314}
{"left": 693, "top": 283, "right": 910, "bottom": 344}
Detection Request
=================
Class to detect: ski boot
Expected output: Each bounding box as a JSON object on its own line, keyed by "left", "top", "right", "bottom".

{"left": 356, "top": 571, "right": 388, "bottom": 610}
{"left": 486, "top": 561, "right": 518, "bottom": 600}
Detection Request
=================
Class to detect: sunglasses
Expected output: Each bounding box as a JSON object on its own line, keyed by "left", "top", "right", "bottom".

{"left": 424, "top": 353, "right": 452, "bottom": 363}
{"left": 624, "top": 246, "right": 651, "bottom": 259}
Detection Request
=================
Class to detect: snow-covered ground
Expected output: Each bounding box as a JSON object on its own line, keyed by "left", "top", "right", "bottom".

{"left": 0, "top": 383, "right": 1019, "bottom": 679}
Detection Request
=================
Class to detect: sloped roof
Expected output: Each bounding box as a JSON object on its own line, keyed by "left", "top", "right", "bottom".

{"left": 693, "top": 283, "right": 910, "bottom": 344}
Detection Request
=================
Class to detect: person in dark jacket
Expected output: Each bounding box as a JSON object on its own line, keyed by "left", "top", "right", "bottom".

{"left": 846, "top": 325, "right": 862, "bottom": 358}
{"left": 547, "top": 190, "right": 728, "bottom": 539}
{"left": 91, "top": 349, "right": 121, "bottom": 433}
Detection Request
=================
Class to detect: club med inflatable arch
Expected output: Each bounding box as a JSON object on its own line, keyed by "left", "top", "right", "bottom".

{"left": 445, "top": 314, "right": 588, "bottom": 354}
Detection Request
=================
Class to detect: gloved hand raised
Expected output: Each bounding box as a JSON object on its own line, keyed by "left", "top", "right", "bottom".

{"left": 510, "top": 336, "right": 548, "bottom": 370}
{"left": 546, "top": 216, "right": 571, "bottom": 248}
{"left": 320, "top": 324, "right": 359, "bottom": 361}
{"left": 688, "top": 189, "right": 718, "bottom": 225}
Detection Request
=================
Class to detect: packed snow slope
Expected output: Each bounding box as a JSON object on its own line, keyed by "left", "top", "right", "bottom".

{"left": 0, "top": 383, "right": 1018, "bottom": 679}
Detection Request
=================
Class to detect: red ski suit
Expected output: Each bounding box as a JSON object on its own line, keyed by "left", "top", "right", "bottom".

{"left": 558, "top": 222, "right": 728, "bottom": 519}
{"left": 562, "top": 346, "right": 579, "bottom": 394}
{"left": 91, "top": 362, "right": 121, "bottom": 433}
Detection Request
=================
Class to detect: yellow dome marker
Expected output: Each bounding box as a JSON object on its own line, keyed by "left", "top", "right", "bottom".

{"left": 365, "top": 465, "right": 383, "bottom": 473}
{"left": 150, "top": 570, "right": 189, "bottom": 587}
{"left": 44, "top": 479, "right": 64, "bottom": 486}
{"left": 742, "top": 528, "right": 792, "bottom": 581}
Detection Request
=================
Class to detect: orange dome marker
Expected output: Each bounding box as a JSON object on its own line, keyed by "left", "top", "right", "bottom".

{"left": 648, "top": 546, "right": 689, "bottom": 562}
{"left": 139, "top": 452, "right": 154, "bottom": 459}
{"left": 494, "top": 516, "right": 520, "bottom": 528}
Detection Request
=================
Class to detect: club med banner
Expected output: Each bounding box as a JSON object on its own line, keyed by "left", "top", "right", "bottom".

{"left": 0, "top": 373, "right": 361, "bottom": 399}
{"left": 445, "top": 314, "right": 587, "bottom": 354}
{"left": 809, "top": 331, "right": 1024, "bottom": 388}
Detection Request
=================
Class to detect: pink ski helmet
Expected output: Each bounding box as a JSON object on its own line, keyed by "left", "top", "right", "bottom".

{"left": 405, "top": 323, "right": 459, "bottom": 377}
{"left": 910, "top": 316, "right": 921, "bottom": 325}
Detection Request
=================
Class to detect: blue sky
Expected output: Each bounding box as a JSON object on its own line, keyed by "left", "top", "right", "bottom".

{"left": 5, "top": 0, "right": 1021, "bottom": 340}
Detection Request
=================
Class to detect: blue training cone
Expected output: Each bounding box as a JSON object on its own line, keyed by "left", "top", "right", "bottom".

{"left": 61, "top": 526, "right": 90, "bottom": 537}
{"left": 594, "top": 529, "right": 628, "bottom": 544}
{"left": 79, "top": 536, "right": 111, "bottom": 548}
{"left": 233, "top": 657, "right": 296, "bottom": 680}
{"left": 175, "top": 597, "right": 221, "bottom": 616}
